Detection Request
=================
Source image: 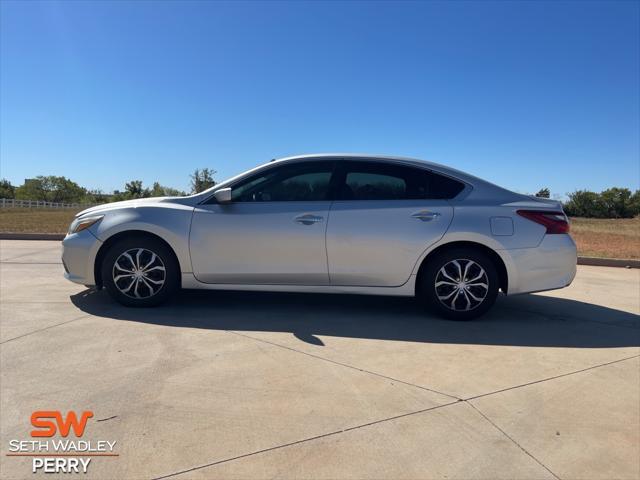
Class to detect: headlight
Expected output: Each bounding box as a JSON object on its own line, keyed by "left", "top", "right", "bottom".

{"left": 68, "top": 215, "right": 104, "bottom": 235}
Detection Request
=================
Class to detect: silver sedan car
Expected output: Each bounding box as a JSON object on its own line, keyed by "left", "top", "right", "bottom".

{"left": 62, "top": 154, "right": 577, "bottom": 320}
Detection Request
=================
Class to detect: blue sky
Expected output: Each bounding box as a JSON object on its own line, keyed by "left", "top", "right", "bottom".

{"left": 1, "top": 0, "right": 638, "bottom": 197}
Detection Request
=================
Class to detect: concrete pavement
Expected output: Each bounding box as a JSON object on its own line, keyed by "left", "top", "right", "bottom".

{"left": 0, "top": 240, "right": 638, "bottom": 479}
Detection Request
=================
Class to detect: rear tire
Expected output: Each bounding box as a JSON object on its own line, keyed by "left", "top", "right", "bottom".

{"left": 418, "top": 248, "right": 499, "bottom": 320}
{"left": 101, "top": 236, "right": 179, "bottom": 307}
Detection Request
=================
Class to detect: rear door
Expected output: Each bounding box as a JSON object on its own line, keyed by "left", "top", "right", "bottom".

{"left": 326, "top": 160, "right": 459, "bottom": 286}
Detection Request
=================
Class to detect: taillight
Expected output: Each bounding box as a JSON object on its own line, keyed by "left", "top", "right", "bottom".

{"left": 517, "top": 210, "right": 570, "bottom": 234}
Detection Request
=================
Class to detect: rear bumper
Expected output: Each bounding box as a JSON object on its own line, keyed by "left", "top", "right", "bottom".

{"left": 500, "top": 234, "right": 577, "bottom": 295}
{"left": 61, "top": 230, "right": 102, "bottom": 286}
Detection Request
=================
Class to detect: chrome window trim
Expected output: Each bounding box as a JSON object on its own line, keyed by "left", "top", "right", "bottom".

{"left": 198, "top": 156, "right": 472, "bottom": 205}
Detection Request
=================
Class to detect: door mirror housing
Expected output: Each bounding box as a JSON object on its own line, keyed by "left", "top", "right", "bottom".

{"left": 214, "top": 188, "right": 232, "bottom": 204}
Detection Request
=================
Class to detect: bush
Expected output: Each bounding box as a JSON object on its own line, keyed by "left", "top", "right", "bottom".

{"left": 564, "top": 188, "right": 640, "bottom": 218}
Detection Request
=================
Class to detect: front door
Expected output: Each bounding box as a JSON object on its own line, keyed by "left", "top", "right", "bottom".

{"left": 190, "top": 161, "right": 335, "bottom": 285}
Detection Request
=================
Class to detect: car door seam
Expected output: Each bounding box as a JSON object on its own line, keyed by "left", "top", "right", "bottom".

{"left": 325, "top": 200, "right": 334, "bottom": 284}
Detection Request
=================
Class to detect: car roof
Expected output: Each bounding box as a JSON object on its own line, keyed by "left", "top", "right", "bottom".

{"left": 272, "top": 153, "right": 483, "bottom": 187}
{"left": 194, "top": 153, "right": 523, "bottom": 203}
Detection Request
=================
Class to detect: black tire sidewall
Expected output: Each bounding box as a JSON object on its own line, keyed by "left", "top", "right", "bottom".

{"left": 102, "top": 237, "right": 179, "bottom": 307}
{"left": 419, "top": 248, "right": 499, "bottom": 320}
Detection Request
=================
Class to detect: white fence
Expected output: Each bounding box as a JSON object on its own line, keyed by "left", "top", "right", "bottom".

{"left": 0, "top": 198, "right": 99, "bottom": 209}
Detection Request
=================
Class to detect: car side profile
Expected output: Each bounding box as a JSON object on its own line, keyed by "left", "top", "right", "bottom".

{"left": 62, "top": 154, "right": 577, "bottom": 320}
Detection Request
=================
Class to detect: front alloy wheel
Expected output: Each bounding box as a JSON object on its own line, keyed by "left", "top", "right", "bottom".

{"left": 112, "top": 248, "right": 166, "bottom": 299}
{"left": 102, "top": 237, "right": 179, "bottom": 307}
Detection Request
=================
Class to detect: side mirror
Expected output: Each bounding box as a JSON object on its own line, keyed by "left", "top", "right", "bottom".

{"left": 214, "top": 188, "right": 232, "bottom": 204}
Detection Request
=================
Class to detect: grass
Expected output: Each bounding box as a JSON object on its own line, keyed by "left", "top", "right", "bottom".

{"left": 569, "top": 217, "right": 639, "bottom": 260}
{"left": 0, "top": 208, "right": 638, "bottom": 260}
{"left": 0, "top": 208, "right": 79, "bottom": 234}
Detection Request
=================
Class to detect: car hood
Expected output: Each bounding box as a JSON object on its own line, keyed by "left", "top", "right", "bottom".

{"left": 75, "top": 196, "right": 192, "bottom": 218}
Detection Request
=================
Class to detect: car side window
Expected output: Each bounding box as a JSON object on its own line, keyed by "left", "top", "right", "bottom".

{"left": 231, "top": 162, "right": 334, "bottom": 202}
{"left": 343, "top": 171, "right": 410, "bottom": 200}
{"left": 428, "top": 172, "right": 465, "bottom": 199}
{"left": 337, "top": 162, "right": 465, "bottom": 201}
{"left": 339, "top": 162, "right": 428, "bottom": 200}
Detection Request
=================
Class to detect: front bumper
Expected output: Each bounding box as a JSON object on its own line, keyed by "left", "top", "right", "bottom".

{"left": 500, "top": 234, "right": 577, "bottom": 295}
{"left": 61, "top": 229, "right": 102, "bottom": 286}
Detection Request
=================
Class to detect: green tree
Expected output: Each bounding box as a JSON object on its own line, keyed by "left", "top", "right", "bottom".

{"left": 190, "top": 168, "right": 217, "bottom": 193}
{"left": 599, "top": 187, "right": 634, "bottom": 218}
{"left": 535, "top": 188, "right": 550, "bottom": 198}
{"left": 564, "top": 188, "right": 640, "bottom": 218}
{"left": 0, "top": 179, "right": 15, "bottom": 199}
{"left": 83, "top": 189, "right": 110, "bottom": 204}
{"left": 15, "top": 176, "right": 86, "bottom": 203}
{"left": 563, "top": 190, "right": 601, "bottom": 217}
{"left": 150, "top": 182, "right": 186, "bottom": 197}
{"left": 111, "top": 190, "right": 127, "bottom": 202}
{"left": 630, "top": 190, "right": 640, "bottom": 216}
{"left": 124, "top": 180, "right": 150, "bottom": 199}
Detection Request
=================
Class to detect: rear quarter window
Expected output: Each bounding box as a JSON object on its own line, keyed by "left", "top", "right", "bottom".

{"left": 428, "top": 173, "right": 465, "bottom": 199}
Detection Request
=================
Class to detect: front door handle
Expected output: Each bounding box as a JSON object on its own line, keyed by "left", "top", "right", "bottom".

{"left": 411, "top": 211, "right": 441, "bottom": 222}
{"left": 294, "top": 214, "right": 324, "bottom": 225}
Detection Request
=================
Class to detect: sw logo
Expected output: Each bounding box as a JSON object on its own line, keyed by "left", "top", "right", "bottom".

{"left": 31, "top": 410, "right": 94, "bottom": 438}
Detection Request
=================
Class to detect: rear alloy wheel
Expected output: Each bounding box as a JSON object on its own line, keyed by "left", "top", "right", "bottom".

{"left": 419, "top": 248, "right": 499, "bottom": 320}
{"left": 102, "top": 237, "right": 178, "bottom": 307}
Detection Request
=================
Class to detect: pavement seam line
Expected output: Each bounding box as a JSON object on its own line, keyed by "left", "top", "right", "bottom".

{"left": 1, "top": 246, "right": 61, "bottom": 262}
{"left": 464, "top": 354, "right": 640, "bottom": 402}
{"left": 151, "top": 400, "right": 461, "bottom": 480}
{"left": 500, "top": 305, "right": 640, "bottom": 331}
{"left": 0, "top": 314, "right": 92, "bottom": 344}
{"left": 226, "top": 329, "right": 462, "bottom": 401}
{"left": 466, "top": 402, "right": 561, "bottom": 480}
{"left": 1, "top": 261, "right": 62, "bottom": 265}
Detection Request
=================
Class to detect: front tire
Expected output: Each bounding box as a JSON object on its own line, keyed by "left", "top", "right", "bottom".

{"left": 418, "top": 248, "right": 499, "bottom": 320}
{"left": 101, "top": 237, "right": 179, "bottom": 307}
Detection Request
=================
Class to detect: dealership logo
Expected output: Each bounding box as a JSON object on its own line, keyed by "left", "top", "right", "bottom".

{"left": 6, "top": 410, "right": 118, "bottom": 474}
{"left": 31, "top": 411, "right": 94, "bottom": 438}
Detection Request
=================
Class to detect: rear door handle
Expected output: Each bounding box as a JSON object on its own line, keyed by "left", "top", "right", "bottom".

{"left": 411, "top": 211, "right": 441, "bottom": 222}
{"left": 294, "top": 214, "right": 324, "bottom": 225}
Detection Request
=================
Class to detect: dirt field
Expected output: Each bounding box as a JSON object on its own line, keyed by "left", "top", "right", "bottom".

{"left": 0, "top": 208, "right": 78, "bottom": 234}
{"left": 570, "top": 217, "right": 640, "bottom": 260}
{"left": 0, "top": 209, "right": 638, "bottom": 259}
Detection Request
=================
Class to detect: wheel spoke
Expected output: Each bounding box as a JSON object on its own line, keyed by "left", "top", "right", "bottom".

{"left": 142, "top": 253, "right": 157, "bottom": 271}
{"left": 144, "top": 265, "right": 165, "bottom": 273}
{"left": 466, "top": 270, "right": 485, "bottom": 283}
{"left": 460, "top": 290, "right": 471, "bottom": 310}
{"left": 435, "top": 280, "right": 458, "bottom": 287}
{"left": 120, "top": 276, "right": 136, "bottom": 293}
{"left": 140, "top": 276, "right": 157, "bottom": 294}
{"left": 449, "top": 289, "right": 461, "bottom": 308}
{"left": 466, "top": 289, "right": 484, "bottom": 302}
{"left": 451, "top": 260, "right": 462, "bottom": 281}
{"left": 462, "top": 260, "right": 473, "bottom": 282}
{"left": 135, "top": 249, "right": 144, "bottom": 270}
{"left": 133, "top": 277, "right": 141, "bottom": 297}
{"left": 437, "top": 289, "right": 458, "bottom": 301}
{"left": 467, "top": 282, "right": 488, "bottom": 289}
{"left": 122, "top": 252, "right": 136, "bottom": 270}
{"left": 440, "top": 269, "right": 457, "bottom": 283}
{"left": 114, "top": 263, "right": 134, "bottom": 273}
{"left": 114, "top": 273, "right": 134, "bottom": 282}
{"left": 143, "top": 276, "right": 164, "bottom": 285}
